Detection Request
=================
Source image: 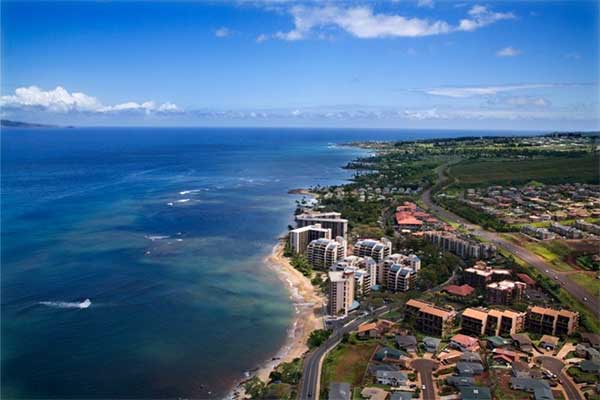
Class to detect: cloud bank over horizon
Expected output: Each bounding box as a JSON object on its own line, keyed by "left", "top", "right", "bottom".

{"left": 261, "top": 4, "right": 514, "bottom": 41}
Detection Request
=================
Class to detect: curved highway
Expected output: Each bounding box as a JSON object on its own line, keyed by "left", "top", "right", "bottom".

{"left": 421, "top": 164, "right": 600, "bottom": 317}
{"left": 298, "top": 306, "right": 395, "bottom": 400}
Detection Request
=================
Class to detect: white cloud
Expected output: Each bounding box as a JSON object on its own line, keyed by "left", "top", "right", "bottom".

{"left": 416, "top": 0, "right": 434, "bottom": 8}
{"left": 256, "top": 33, "right": 269, "bottom": 42}
{"left": 267, "top": 4, "right": 513, "bottom": 40}
{"left": 418, "top": 83, "right": 556, "bottom": 98}
{"left": 457, "top": 5, "right": 515, "bottom": 32}
{"left": 503, "top": 96, "right": 550, "bottom": 107}
{"left": 496, "top": 46, "right": 521, "bottom": 57}
{"left": 215, "top": 27, "right": 231, "bottom": 38}
{"left": 1, "top": 86, "right": 101, "bottom": 113}
{"left": 1, "top": 86, "right": 181, "bottom": 114}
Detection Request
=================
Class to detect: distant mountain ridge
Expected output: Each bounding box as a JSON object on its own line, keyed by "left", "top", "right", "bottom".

{"left": 1, "top": 119, "right": 61, "bottom": 128}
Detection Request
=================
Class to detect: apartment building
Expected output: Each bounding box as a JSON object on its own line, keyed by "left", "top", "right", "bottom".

{"left": 463, "top": 262, "right": 511, "bottom": 288}
{"left": 549, "top": 222, "right": 583, "bottom": 239}
{"left": 306, "top": 237, "right": 347, "bottom": 270}
{"left": 353, "top": 237, "right": 392, "bottom": 263}
{"left": 575, "top": 219, "right": 600, "bottom": 235}
{"left": 461, "top": 308, "right": 526, "bottom": 337}
{"left": 405, "top": 299, "right": 456, "bottom": 337}
{"left": 424, "top": 231, "right": 497, "bottom": 259}
{"left": 521, "top": 225, "right": 556, "bottom": 240}
{"left": 382, "top": 254, "right": 421, "bottom": 292}
{"left": 296, "top": 211, "right": 349, "bottom": 240}
{"left": 328, "top": 270, "right": 355, "bottom": 316}
{"left": 332, "top": 256, "right": 377, "bottom": 298}
{"left": 486, "top": 280, "right": 527, "bottom": 305}
{"left": 288, "top": 224, "right": 332, "bottom": 254}
{"left": 526, "top": 306, "right": 579, "bottom": 336}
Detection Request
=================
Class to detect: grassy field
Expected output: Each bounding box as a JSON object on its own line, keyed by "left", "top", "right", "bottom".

{"left": 320, "top": 343, "right": 377, "bottom": 396}
{"left": 569, "top": 273, "right": 600, "bottom": 298}
{"left": 503, "top": 234, "right": 574, "bottom": 272}
{"left": 449, "top": 155, "right": 598, "bottom": 186}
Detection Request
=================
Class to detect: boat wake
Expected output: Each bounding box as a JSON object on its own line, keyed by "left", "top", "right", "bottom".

{"left": 39, "top": 299, "right": 92, "bottom": 309}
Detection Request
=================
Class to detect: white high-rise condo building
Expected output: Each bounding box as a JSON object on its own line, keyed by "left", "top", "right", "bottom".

{"left": 331, "top": 256, "right": 377, "bottom": 298}
{"left": 306, "top": 236, "right": 347, "bottom": 269}
{"left": 353, "top": 237, "right": 392, "bottom": 263}
{"left": 328, "top": 270, "right": 355, "bottom": 316}
{"left": 382, "top": 254, "right": 421, "bottom": 292}
{"left": 296, "top": 211, "right": 348, "bottom": 240}
{"left": 288, "top": 224, "right": 332, "bottom": 254}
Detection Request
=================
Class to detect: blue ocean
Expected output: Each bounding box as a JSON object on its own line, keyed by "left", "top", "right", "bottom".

{"left": 1, "top": 127, "right": 534, "bottom": 398}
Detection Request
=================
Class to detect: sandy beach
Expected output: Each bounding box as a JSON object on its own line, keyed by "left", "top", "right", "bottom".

{"left": 230, "top": 239, "right": 325, "bottom": 398}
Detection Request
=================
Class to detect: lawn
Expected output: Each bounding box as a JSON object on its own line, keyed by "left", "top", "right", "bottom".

{"left": 517, "top": 237, "right": 575, "bottom": 272}
{"left": 449, "top": 155, "right": 598, "bottom": 186}
{"left": 569, "top": 274, "right": 600, "bottom": 299}
{"left": 321, "top": 342, "right": 378, "bottom": 395}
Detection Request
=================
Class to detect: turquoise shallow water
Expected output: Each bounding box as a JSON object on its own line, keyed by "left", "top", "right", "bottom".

{"left": 1, "top": 127, "right": 533, "bottom": 398}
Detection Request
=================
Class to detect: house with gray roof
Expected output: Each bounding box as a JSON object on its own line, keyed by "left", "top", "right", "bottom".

{"left": 581, "top": 359, "right": 600, "bottom": 373}
{"left": 374, "top": 347, "right": 403, "bottom": 363}
{"left": 510, "top": 377, "right": 550, "bottom": 392}
{"left": 423, "top": 337, "right": 441, "bottom": 353}
{"left": 375, "top": 370, "right": 407, "bottom": 386}
{"left": 456, "top": 362, "right": 484, "bottom": 376}
{"left": 328, "top": 383, "right": 351, "bottom": 400}
{"left": 511, "top": 333, "right": 533, "bottom": 353}
{"left": 533, "top": 387, "right": 555, "bottom": 400}
{"left": 395, "top": 335, "right": 417, "bottom": 353}
{"left": 460, "top": 351, "right": 483, "bottom": 364}
{"left": 390, "top": 392, "right": 413, "bottom": 400}
{"left": 447, "top": 376, "right": 475, "bottom": 387}
{"left": 459, "top": 386, "right": 492, "bottom": 400}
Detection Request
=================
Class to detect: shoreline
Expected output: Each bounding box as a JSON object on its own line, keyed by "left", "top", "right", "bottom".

{"left": 230, "top": 239, "right": 325, "bottom": 399}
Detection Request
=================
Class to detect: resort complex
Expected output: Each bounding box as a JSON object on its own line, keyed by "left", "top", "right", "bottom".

{"left": 257, "top": 134, "right": 600, "bottom": 400}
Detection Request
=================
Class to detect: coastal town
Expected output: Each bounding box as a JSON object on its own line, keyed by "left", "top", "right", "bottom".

{"left": 242, "top": 133, "right": 599, "bottom": 400}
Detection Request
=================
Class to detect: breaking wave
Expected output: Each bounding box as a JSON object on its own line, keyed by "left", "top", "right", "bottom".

{"left": 39, "top": 299, "right": 92, "bottom": 309}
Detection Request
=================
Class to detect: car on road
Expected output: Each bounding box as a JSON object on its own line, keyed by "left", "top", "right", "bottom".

{"left": 422, "top": 385, "right": 426, "bottom": 390}
{"left": 583, "top": 297, "right": 588, "bottom": 302}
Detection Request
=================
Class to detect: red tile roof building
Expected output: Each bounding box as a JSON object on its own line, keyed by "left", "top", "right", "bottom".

{"left": 443, "top": 284, "right": 475, "bottom": 297}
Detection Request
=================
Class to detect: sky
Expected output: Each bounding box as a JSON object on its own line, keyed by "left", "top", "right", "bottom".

{"left": 1, "top": 0, "right": 599, "bottom": 130}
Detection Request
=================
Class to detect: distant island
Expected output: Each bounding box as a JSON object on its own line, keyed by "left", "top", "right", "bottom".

{"left": 1, "top": 119, "right": 65, "bottom": 128}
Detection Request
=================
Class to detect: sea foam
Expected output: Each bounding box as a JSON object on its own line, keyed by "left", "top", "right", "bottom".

{"left": 39, "top": 299, "right": 92, "bottom": 309}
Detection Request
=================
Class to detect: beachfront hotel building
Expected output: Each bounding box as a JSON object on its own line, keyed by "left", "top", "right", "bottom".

{"left": 485, "top": 280, "right": 526, "bottom": 305}
{"left": 424, "top": 231, "right": 497, "bottom": 259}
{"left": 381, "top": 253, "right": 421, "bottom": 292}
{"left": 353, "top": 237, "right": 392, "bottom": 263}
{"left": 526, "top": 306, "right": 579, "bottom": 336}
{"left": 328, "top": 270, "right": 355, "bottom": 316}
{"left": 461, "top": 307, "right": 526, "bottom": 337}
{"left": 295, "top": 211, "right": 349, "bottom": 240}
{"left": 306, "top": 237, "right": 347, "bottom": 270}
{"left": 405, "top": 299, "right": 456, "bottom": 337}
{"left": 288, "top": 224, "right": 332, "bottom": 254}
{"left": 332, "top": 256, "right": 377, "bottom": 298}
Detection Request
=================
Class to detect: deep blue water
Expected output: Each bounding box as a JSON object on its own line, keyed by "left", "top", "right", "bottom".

{"left": 1, "top": 127, "right": 537, "bottom": 399}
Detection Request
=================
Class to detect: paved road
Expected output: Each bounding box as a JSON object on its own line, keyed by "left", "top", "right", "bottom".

{"left": 537, "top": 356, "right": 583, "bottom": 400}
{"left": 410, "top": 359, "right": 438, "bottom": 400}
{"left": 421, "top": 165, "right": 600, "bottom": 317}
{"left": 298, "top": 306, "right": 395, "bottom": 400}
